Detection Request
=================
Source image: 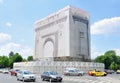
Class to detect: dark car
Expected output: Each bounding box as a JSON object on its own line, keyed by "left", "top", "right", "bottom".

{"left": 10, "top": 69, "right": 20, "bottom": 76}
{"left": 41, "top": 71, "right": 62, "bottom": 82}
{"left": 105, "top": 70, "right": 115, "bottom": 74}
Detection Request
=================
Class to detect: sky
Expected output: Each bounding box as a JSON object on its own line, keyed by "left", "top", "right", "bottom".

{"left": 0, "top": 0, "right": 120, "bottom": 59}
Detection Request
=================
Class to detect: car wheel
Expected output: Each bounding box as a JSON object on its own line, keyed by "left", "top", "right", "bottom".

{"left": 15, "top": 74, "right": 17, "bottom": 76}
{"left": 78, "top": 73, "right": 82, "bottom": 76}
{"left": 33, "top": 79, "right": 36, "bottom": 82}
{"left": 67, "top": 73, "right": 70, "bottom": 76}
{"left": 17, "top": 77, "right": 19, "bottom": 81}
{"left": 93, "top": 74, "right": 96, "bottom": 76}
{"left": 104, "top": 74, "right": 107, "bottom": 76}
{"left": 91, "top": 74, "right": 94, "bottom": 76}
{"left": 59, "top": 80, "right": 62, "bottom": 82}
{"left": 42, "top": 78, "right": 44, "bottom": 81}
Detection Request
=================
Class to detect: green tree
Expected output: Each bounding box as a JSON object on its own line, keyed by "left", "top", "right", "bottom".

{"left": 27, "top": 56, "right": 33, "bottom": 61}
{"left": 9, "top": 51, "right": 14, "bottom": 57}
{"left": 13, "top": 53, "right": 23, "bottom": 62}
{"left": 9, "top": 53, "right": 23, "bottom": 68}
{"left": 109, "top": 62, "right": 118, "bottom": 70}
{"left": 95, "top": 55, "right": 104, "bottom": 63}
{"left": 116, "top": 56, "right": 120, "bottom": 69}
{"left": 95, "top": 50, "right": 118, "bottom": 69}
{"left": 0, "top": 56, "right": 9, "bottom": 68}
{"left": 22, "top": 58, "right": 28, "bottom": 62}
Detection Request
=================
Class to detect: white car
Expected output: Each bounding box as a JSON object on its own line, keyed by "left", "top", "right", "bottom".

{"left": 2, "top": 69, "right": 9, "bottom": 74}
{"left": 17, "top": 70, "right": 36, "bottom": 82}
{"left": 64, "top": 68, "right": 84, "bottom": 76}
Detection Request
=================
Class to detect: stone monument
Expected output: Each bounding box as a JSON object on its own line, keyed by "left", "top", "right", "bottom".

{"left": 14, "top": 5, "right": 104, "bottom": 74}
{"left": 34, "top": 5, "right": 90, "bottom": 61}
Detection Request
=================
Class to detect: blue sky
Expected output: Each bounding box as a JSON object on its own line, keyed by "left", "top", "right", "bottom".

{"left": 0, "top": 0, "right": 120, "bottom": 59}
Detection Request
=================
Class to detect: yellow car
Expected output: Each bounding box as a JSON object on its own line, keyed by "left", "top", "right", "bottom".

{"left": 116, "top": 70, "right": 120, "bottom": 74}
{"left": 88, "top": 70, "right": 107, "bottom": 76}
{"left": 0, "top": 69, "right": 3, "bottom": 73}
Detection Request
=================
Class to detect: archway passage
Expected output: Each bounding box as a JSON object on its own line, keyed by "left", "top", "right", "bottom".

{"left": 43, "top": 41, "right": 54, "bottom": 57}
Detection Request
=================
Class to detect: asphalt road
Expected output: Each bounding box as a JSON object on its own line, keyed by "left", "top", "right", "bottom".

{"left": 0, "top": 73, "right": 120, "bottom": 83}
{"left": 107, "top": 74, "right": 120, "bottom": 80}
{"left": 0, "top": 73, "right": 72, "bottom": 83}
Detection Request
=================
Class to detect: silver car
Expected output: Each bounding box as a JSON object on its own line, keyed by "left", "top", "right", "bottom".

{"left": 17, "top": 70, "right": 36, "bottom": 82}
{"left": 2, "top": 69, "right": 9, "bottom": 74}
{"left": 64, "top": 68, "right": 84, "bottom": 76}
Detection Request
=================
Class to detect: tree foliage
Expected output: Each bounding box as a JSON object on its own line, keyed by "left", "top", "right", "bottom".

{"left": 0, "top": 52, "right": 23, "bottom": 68}
{"left": 95, "top": 50, "right": 120, "bottom": 70}
{"left": 109, "top": 61, "right": 118, "bottom": 70}
{"left": 22, "top": 58, "right": 27, "bottom": 62}
{"left": 0, "top": 56, "right": 9, "bottom": 68}
{"left": 9, "top": 53, "right": 23, "bottom": 68}
{"left": 27, "top": 56, "right": 33, "bottom": 61}
{"left": 9, "top": 51, "right": 14, "bottom": 57}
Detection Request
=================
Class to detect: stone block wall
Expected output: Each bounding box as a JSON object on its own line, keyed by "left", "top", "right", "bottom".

{"left": 14, "top": 61, "right": 104, "bottom": 74}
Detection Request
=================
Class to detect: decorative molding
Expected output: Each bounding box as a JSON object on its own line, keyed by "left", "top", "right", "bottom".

{"left": 42, "top": 32, "right": 57, "bottom": 38}
{"left": 35, "top": 16, "right": 67, "bottom": 32}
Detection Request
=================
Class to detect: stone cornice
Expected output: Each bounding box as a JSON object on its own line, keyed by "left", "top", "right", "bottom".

{"left": 35, "top": 16, "right": 67, "bottom": 32}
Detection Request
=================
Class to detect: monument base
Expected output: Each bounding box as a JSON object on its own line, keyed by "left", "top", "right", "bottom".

{"left": 14, "top": 59, "right": 104, "bottom": 74}
{"left": 54, "top": 56, "right": 90, "bottom": 62}
{"left": 34, "top": 57, "right": 90, "bottom": 62}
{"left": 54, "top": 57, "right": 80, "bottom": 61}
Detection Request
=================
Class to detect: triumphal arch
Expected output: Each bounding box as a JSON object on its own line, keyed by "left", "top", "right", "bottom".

{"left": 34, "top": 5, "right": 90, "bottom": 61}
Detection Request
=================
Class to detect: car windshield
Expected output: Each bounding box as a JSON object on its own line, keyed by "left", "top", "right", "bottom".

{"left": 69, "top": 69, "right": 79, "bottom": 72}
{"left": 15, "top": 69, "right": 20, "bottom": 72}
{"left": 24, "top": 71, "right": 32, "bottom": 74}
{"left": 50, "top": 71, "right": 58, "bottom": 75}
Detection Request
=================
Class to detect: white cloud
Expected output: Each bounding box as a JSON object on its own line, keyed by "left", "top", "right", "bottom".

{"left": 91, "top": 45, "right": 103, "bottom": 59}
{"left": 114, "top": 49, "right": 120, "bottom": 56}
{"left": 0, "top": 42, "right": 33, "bottom": 59}
{"left": 91, "top": 17, "right": 120, "bottom": 35}
{"left": 0, "top": 0, "right": 3, "bottom": 4}
{"left": 0, "top": 43, "right": 20, "bottom": 56}
{"left": 19, "top": 46, "right": 33, "bottom": 59}
{"left": 0, "top": 33, "right": 11, "bottom": 43}
{"left": 91, "top": 46, "right": 120, "bottom": 59}
{"left": 6, "top": 22, "right": 12, "bottom": 27}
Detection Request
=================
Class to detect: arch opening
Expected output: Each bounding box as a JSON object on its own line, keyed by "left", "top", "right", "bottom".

{"left": 43, "top": 41, "right": 54, "bottom": 57}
